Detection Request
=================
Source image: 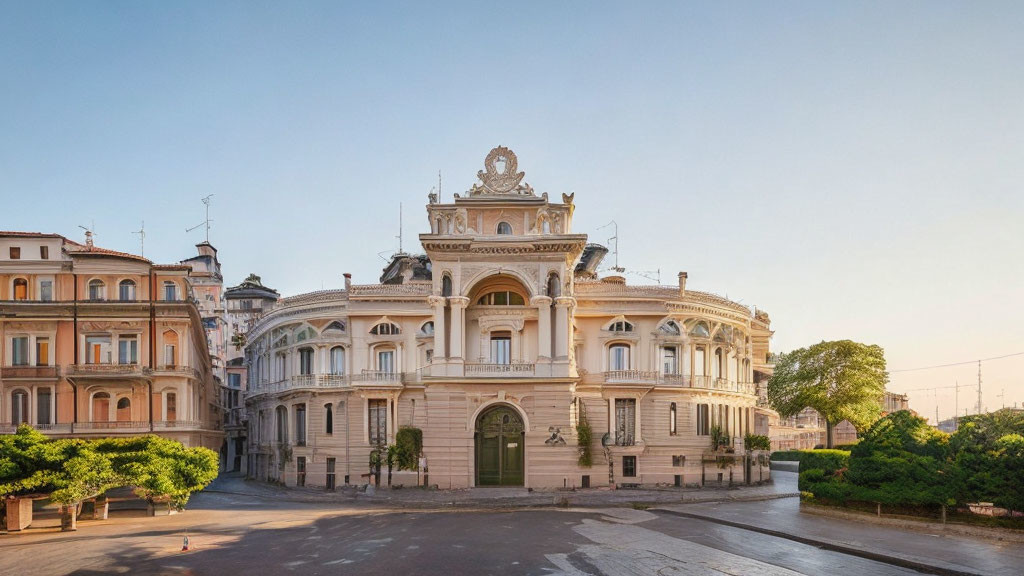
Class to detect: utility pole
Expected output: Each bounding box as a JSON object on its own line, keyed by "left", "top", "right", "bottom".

{"left": 976, "top": 360, "right": 983, "bottom": 415}
{"left": 954, "top": 380, "right": 959, "bottom": 430}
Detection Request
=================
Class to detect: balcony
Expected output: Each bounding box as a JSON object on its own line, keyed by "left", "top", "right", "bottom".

{"left": 66, "top": 364, "right": 152, "bottom": 380}
{"left": 249, "top": 374, "right": 350, "bottom": 396}
{"left": 153, "top": 365, "right": 201, "bottom": 379}
{"left": 600, "top": 372, "right": 756, "bottom": 395}
{"left": 1, "top": 365, "right": 60, "bottom": 380}
{"left": 0, "top": 423, "right": 73, "bottom": 434}
{"left": 465, "top": 363, "right": 536, "bottom": 377}
{"left": 352, "top": 370, "right": 404, "bottom": 386}
{"left": 73, "top": 420, "right": 150, "bottom": 431}
{"left": 152, "top": 420, "right": 207, "bottom": 430}
{"left": 604, "top": 370, "right": 660, "bottom": 384}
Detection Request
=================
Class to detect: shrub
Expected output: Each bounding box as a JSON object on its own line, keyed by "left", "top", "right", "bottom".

{"left": 770, "top": 449, "right": 850, "bottom": 474}
{"left": 744, "top": 434, "right": 771, "bottom": 451}
{"left": 577, "top": 412, "right": 593, "bottom": 468}
{"left": 393, "top": 426, "right": 423, "bottom": 471}
{"left": 710, "top": 425, "right": 730, "bottom": 451}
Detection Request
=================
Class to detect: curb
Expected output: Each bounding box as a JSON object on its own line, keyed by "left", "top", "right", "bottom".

{"left": 654, "top": 508, "right": 983, "bottom": 576}
{"left": 201, "top": 486, "right": 798, "bottom": 510}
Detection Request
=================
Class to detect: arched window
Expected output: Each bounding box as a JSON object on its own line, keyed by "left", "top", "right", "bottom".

{"left": 116, "top": 397, "right": 131, "bottom": 421}
{"left": 370, "top": 322, "right": 400, "bottom": 336}
{"left": 324, "top": 321, "right": 346, "bottom": 333}
{"left": 298, "top": 347, "right": 314, "bottom": 375}
{"left": 441, "top": 274, "right": 453, "bottom": 297}
{"left": 88, "top": 279, "right": 105, "bottom": 301}
{"left": 420, "top": 321, "right": 435, "bottom": 336}
{"left": 476, "top": 291, "right": 526, "bottom": 306}
{"left": 689, "top": 322, "right": 710, "bottom": 338}
{"left": 92, "top": 392, "right": 110, "bottom": 422}
{"left": 118, "top": 279, "right": 136, "bottom": 301}
{"left": 325, "top": 403, "right": 334, "bottom": 434}
{"left": 608, "top": 320, "right": 633, "bottom": 332}
{"left": 659, "top": 320, "right": 681, "bottom": 335}
{"left": 11, "top": 390, "right": 29, "bottom": 424}
{"left": 547, "top": 273, "right": 560, "bottom": 298}
{"left": 163, "top": 281, "right": 177, "bottom": 301}
{"left": 13, "top": 278, "right": 28, "bottom": 301}
{"left": 496, "top": 222, "right": 513, "bottom": 235}
{"left": 608, "top": 344, "right": 630, "bottom": 371}
{"left": 329, "top": 346, "right": 345, "bottom": 375}
{"left": 670, "top": 402, "right": 677, "bottom": 435}
{"left": 713, "top": 348, "right": 724, "bottom": 379}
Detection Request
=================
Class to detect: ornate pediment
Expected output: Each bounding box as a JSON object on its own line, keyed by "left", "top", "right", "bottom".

{"left": 468, "top": 146, "right": 535, "bottom": 196}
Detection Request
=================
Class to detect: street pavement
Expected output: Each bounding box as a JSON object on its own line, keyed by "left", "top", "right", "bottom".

{"left": 0, "top": 472, "right": 1018, "bottom": 575}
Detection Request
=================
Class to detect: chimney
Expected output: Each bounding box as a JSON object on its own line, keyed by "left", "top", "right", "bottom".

{"left": 85, "top": 230, "right": 94, "bottom": 248}
{"left": 343, "top": 273, "right": 352, "bottom": 291}
{"left": 678, "top": 271, "right": 688, "bottom": 296}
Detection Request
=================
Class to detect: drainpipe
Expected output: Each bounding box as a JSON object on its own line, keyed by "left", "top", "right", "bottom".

{"left": 71, "top": 272, "right": 79, "bottom": 432}
{"left": 149, "top": 270, "right": 155, "bottom": 431}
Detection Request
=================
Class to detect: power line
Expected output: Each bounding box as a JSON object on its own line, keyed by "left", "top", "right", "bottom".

{"left": 888, "top": 351, "right": 1024, "bottom": 374}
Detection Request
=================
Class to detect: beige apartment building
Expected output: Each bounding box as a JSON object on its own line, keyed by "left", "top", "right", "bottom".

{"left": 245, "top": 147, "right": 774, "bottom": 489}
{"left": 0, "top": 231, "right": 222, "bottom": 450}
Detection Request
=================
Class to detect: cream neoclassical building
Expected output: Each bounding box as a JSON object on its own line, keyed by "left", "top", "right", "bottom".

{"left": 245, "top": 147, "right": 774, "bottom": 489}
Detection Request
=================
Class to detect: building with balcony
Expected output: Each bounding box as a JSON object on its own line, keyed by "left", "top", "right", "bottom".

{"left": 0, "top": 230, "right": 223, "bottom": 450}
{"left": 244, "top": 147, "right": 774, "bottom": 489}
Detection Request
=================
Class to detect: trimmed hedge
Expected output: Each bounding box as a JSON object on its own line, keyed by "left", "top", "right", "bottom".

{"left": 770, "top": 449, "right": 850, "bottom": 472}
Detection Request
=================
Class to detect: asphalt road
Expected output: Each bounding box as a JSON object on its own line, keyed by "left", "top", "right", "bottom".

{"left": 0, "top": 490, "right": 938, "bottom": 576}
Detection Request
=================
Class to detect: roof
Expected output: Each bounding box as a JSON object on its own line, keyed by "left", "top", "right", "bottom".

{"left": 2, "top": 230, "right": 153, "bottom": 264}
{"left": 0, "top": 231, "right": 64, "bottom": 238}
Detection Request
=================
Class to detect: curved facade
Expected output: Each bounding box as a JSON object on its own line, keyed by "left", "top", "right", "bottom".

{"left": 245, "top": 147, "right": 774, "bottom": 489}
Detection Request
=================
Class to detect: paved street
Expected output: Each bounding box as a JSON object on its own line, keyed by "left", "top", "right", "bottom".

{"left": 2, "top": 473, "right": 1019, "bottom": 576}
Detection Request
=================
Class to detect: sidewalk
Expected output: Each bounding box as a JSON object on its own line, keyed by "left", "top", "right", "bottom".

{"left": 203, "top": 473, "right": 798, "bottom": 510}
{"left": 654, "top": 478, "right": 1024, "bottom": 576}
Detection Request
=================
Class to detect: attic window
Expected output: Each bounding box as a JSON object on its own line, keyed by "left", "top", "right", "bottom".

{"left": 608, "top": 320, "right": 633, "bottom": 332}
{"left": 9, "top": 247, "right": 20, "bottom": 259}
{"left": 370, "top": 322, "right": 400, "bottom": 336}
{"left": 496, "top": 222, "right": 513, "bottom": 235}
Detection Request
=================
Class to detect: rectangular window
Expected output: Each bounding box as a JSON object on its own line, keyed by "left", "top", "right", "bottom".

{"left": 295, "top": 404, "right": 307, "bottom": 446}
{"left": 299, "top": 349, "right": 313, "bottom": 375}
{"left": 37, "top": 388, "right": 52, "bottom": 425}
{"left": 228, "top": 373, "right": 241, "bottom": 388}
{"left": 490, "top": 332, "right": 511, "bottom": 365}
{"left": 377, "top": 350, "right": 394, "bottom": 374}
{"left": 164, "top": 283, "right": 177, "bottom": 301}
{"left": 609, "top": 345, "right": 630, "bottom": 371}
{"left": 672, "top": 455, "right": 686, "bottom": 467}
{"left": 697, "top": 403, "right": 710, "bottom": 436}
{"left": 296, "top": 456, "right": 306, "bottom": 487}
{"left": 326, "top": 457, "right": 337, "bottom": 490}
{"left": 12, "top": 337, "right": 29, "bottom": 366}
{"left": 694, "top": 347, "right": 706, "bottom": 376}
{"left": 13, "top": 280, "right": 27, "bottom": 300}
{"left": 12, "top": 391, "right": 28, "bottom": 425}
{"left": 622, "top": 456, "right": 637, "bottom": 478}
{"left": 669, "top": 402, "right": 677, "bottom": 435}
{"left": 166, "top": 393, "right": 177, "bottom": 421}
{"left": 40, "top": 280, "right": 53, "bottom": 302}
{"left": 368, "top": 399, "right": 387, "bottom": 445}
{"left": 9, "top": 247, "right": 20, "bottom": 259}
{"left": 35, "top": 338, "right": 49, "bottom": 366}
{"left": 40, "top": 246, "right": 48, "bottom": 259}
{"left": 118, "top": 336, "right": 138, "bottom": 364}
{"left": 164, "top": 344, "right": 176, "bottom": 366}
{"left": 662, "top": 347, "right": 678, "bottom": 375}
{"left": 615, "top": 398, "right": 636, "bottom": 446}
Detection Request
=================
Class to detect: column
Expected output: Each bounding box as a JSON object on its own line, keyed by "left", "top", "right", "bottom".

{"left": 531, "top": 296, "right": 552, "bottom": 360}
{"left": 428, "top": 296, "right": 447, "bottom": 359}
{"left": 448, "top": 296, "right": 469, "bottom": 361}
{"left": 553, "top": 296, "right": 575, "bottom": 360}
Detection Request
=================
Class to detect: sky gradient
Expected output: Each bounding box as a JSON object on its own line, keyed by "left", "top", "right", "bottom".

{"left": 2, "top": 1, "right": 1022, "bottom": 421}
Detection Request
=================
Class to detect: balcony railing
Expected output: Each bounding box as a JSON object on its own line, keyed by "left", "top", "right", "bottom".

{"left": 66, "top": 364, "right": 152, "bottom": 378}
{"left": 154, "top": 365, "right": 201, "bottom": 379}
{"left": 1, "top": 366, "right": 60, "bottom": 379}
{"left": 601, "top": 372, "right": 756, "bottom": 394}
{"left": 465, "top": 363, "right": 536, "bottom": 376}
{"left": 354, "top": 370, "right": 403, "bottom": 384}
{"left": 0, "top": 423, "right": 73, "bottom": 434}
{"left": 74, "top": 420, "right": 150, "bottom": 430}
{"left": 152, "top": 420, "right": 206, "bottom": 430}
{"left": 250, "top": 374, "right": 350, "bottom": 396}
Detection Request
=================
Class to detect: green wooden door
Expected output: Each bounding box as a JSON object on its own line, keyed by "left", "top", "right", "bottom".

{"left": 475, "top": 406, "right": 524, "bottom": 486}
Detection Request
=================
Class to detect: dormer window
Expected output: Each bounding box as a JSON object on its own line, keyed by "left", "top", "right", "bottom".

{"left": 477, "top": 291, "right": 525, "bottom": 306}
{"left": 370, "top": 322, "right": 400, "bottom": 336}
{"left": 496, "top": 222, "right": 513, "bottom": 235}
{"left": 608, "top": 320, "right": 633, "bottom": 332}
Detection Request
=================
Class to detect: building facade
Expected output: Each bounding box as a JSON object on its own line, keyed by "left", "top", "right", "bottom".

{"left": 0, "top": 231, "right": 222, "bottom": 450}
{"left": 244, "top": 147, "right": 773, "bottom": 489}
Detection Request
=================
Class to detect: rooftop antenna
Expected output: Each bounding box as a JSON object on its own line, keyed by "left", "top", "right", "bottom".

{"left": 438, "top": 170, "right": 442, "bottom": 200}
{"left": 186, "top": 195, "right": 215, "bottom": 243}
{"left": 976, "top": 360, "right": 983, "bottom": 415}
{"left": 132, "top": 221, "right": 145, "bottom": 257}
{"left": 78, "top": 221, "right": 96, "bottom": 247}
{"left": 397, "top": 202, "right": 404, "bottom": 254}
{"left": 596, "top": 221, "right": 625, "bottom": 273}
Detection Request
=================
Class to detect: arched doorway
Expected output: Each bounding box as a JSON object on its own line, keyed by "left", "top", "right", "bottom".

{"left": 475, "top": 405, "right": 524, "bottom": 486}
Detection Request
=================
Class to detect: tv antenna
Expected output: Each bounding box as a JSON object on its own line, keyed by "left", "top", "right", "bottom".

{"left": 132, "top": 221, "right": 146, "bottom": 256}
{"left": 596, "top": 221, "right": 625, "bottom": 273}
{"left": 186, "top": 195, "right": 214, "bottom": 242}
{"left": 396, "top": 202, "right": 405, "bottom": 254}
{"left": 78, "top": 221, "right": 96, "bottom": 246}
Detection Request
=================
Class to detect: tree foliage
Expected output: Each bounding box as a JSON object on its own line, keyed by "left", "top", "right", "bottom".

{"left": 0, "top": 425, "right": 218, "bottom": 508}
{"left": 393, "top": 426, "right": 423, "bottom": 471}
{"left": 949, "top": 409, "right": 1024, "bottom": 513}
{"left": 768, "top": 340, "right": 888, "bottom": 447}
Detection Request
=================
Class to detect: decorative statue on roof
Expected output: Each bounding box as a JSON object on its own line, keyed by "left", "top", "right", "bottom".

{"left": 468, "top": 146, "right": 535, "bottom": 196}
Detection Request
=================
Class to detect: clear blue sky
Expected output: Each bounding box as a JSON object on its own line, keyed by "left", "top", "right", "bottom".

{"left": 3, "top": 1, "right": 1023, "bottom": 419}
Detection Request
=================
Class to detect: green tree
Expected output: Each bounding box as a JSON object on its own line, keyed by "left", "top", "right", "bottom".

{"left": 949, "top": 409, "right": 1024, "bottom": 513}
{"left": 768, "top": 340, "right": 888, "bottom": 448}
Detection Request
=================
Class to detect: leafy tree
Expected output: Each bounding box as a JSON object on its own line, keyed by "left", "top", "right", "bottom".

{"left": 949, "top": 409, "right": 1024, "bottom": 513}
{"left": 393, "top": 426, "right": 423, "bottom": 471}
{"left": 768, "top": 340, "right": 888, "bottom": 448}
